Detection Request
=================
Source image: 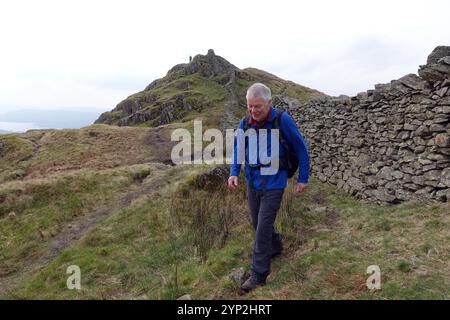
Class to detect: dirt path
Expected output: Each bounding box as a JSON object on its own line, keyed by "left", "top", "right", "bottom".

{"left": 20, "top": 131, "right": 47, "bottom": 163}
{"left": 222, "top": 72, "right": 242, "bottom": 131}
{"left": 0, "top": 169, "right": 170, "bottom": 297}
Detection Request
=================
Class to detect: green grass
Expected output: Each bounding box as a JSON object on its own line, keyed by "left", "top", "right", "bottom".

{"left": 0, "top": 135, "right": 35, "bottom": 182}
{"left": 0, "top": 125, "right": 176, "bottom": 184}
{"left": 0, "top": 165, "right": 162, "bottom": 279}
{"left": 4, "top": 169, "right": 448, "bottom": 300}
{"left": 243, "top": 68, "right": 326, "bottom": 102}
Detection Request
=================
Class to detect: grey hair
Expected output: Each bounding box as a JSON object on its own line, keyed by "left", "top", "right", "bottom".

{"left": 246, "top": 83, "right": 272, "bottom": 101}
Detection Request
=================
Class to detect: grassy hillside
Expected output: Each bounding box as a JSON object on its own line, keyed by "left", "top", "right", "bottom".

{"left": 1, "top": 162, "right": 448, "bottom": 299}
{"left": 243, "top": 67, "right": 323, "bottom": 102}
{"left": 0, "top": 124, "right": 177, "bottom": 185}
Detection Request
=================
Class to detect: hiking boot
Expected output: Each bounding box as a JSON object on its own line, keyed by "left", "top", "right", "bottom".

{"left": 241, "top": 277, "right": 265, "bottom": 293}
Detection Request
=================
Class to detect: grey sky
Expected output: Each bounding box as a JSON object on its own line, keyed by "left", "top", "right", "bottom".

{"left": 1, "top": 0, "right": 449, "bottom": 114}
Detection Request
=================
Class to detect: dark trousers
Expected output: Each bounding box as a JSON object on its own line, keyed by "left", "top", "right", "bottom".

{"left": 247, "top": 184, "right": 284, "bottom": 283}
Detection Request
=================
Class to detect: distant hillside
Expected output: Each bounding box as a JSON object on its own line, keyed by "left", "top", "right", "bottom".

{"left": 1, "top": 109, "right": 103, "bottom": 130}
{"left": 0, "top": 124, "right": 176, "bottom": 184}
{"left": 95, "top": 49, "right": 326, "bottom": 130}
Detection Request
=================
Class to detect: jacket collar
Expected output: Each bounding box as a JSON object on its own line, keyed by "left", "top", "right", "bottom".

{"left": 248, "top": 106, "right": 275, "bottom": 127}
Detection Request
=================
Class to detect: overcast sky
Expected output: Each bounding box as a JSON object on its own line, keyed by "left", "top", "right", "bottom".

{"left": 1, "top": 0, "right": 449, "bottom": 115}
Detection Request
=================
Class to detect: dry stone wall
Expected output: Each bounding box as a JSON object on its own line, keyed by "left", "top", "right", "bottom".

{"left": 288, "top": 46, "right": 450, "bottom": 203}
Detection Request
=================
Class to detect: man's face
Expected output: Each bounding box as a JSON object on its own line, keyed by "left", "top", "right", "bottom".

{"left": 247, "top": 96, "right": 271, "bottom": 122}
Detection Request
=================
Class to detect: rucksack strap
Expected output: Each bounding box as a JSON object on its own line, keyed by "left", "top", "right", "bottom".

{"left": 272, "top": 108, "right": 283, "bottom": 131}
{"left": 272, "top": 109, "right": 291, "bottom": 155}
{"left": 242, "top": 115, "right": 251, "bottom": 132}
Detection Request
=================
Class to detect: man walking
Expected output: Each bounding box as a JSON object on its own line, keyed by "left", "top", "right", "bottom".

{"left": 228, "top": 83, "right": 310, "bottom": 293}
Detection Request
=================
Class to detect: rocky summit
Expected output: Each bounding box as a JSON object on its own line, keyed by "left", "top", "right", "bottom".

{"left": 94, "top": 49, "right": 325, "bottom": 130}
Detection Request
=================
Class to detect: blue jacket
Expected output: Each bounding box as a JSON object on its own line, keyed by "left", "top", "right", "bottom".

{"left": 230, "top": 107, "right": 310, "bottom": 190}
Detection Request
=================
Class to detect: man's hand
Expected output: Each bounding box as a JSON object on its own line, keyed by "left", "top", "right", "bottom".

{"left": 228, "top": 176, "right": 239, "bottom": 189}
{"left": 296, "top": 183, "right": 307, "bottom": 194}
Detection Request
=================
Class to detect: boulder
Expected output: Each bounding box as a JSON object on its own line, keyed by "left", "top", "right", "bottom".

{"left": 194, "top": 165, "right": 229, "bottom": 190}
{"left": 426, "top": 46, "right": 450, "bottom": 64}
{"left": 229, "top": 267, "right": 249, "bottom": 285}
{"left": 398, "top": 74, "right": 426, "bottom": 91}
{"left": 419, "top": 46, "right": 450, "bottom": 83}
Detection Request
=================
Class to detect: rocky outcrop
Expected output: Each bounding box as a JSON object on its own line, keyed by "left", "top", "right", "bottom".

{"left": 118, "top": 95, "right": 207, "bottom": 127}
{"left": 95, "top": 49, "right": 236, "bottom": 127}
{"left": 149, "top": 49, "right": 237, "bottom": 87}
{"left": 95, "top": 92, "right": 210, "bottom": 127}
{"left": 95, "top": 49, "right": 325, "bottom": 128}
{"left": 193, "top": 164, "right": 229, "bottom": 190}
{"left": 289, "top": 46, "right": 450, "bottom": 203}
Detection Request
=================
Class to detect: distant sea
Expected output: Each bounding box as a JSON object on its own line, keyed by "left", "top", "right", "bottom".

{"left": 0, "top": 121, "right": 41, "bottom": 133}
{"left": 0, "top": 109, "right": 105, "bottom": 133}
